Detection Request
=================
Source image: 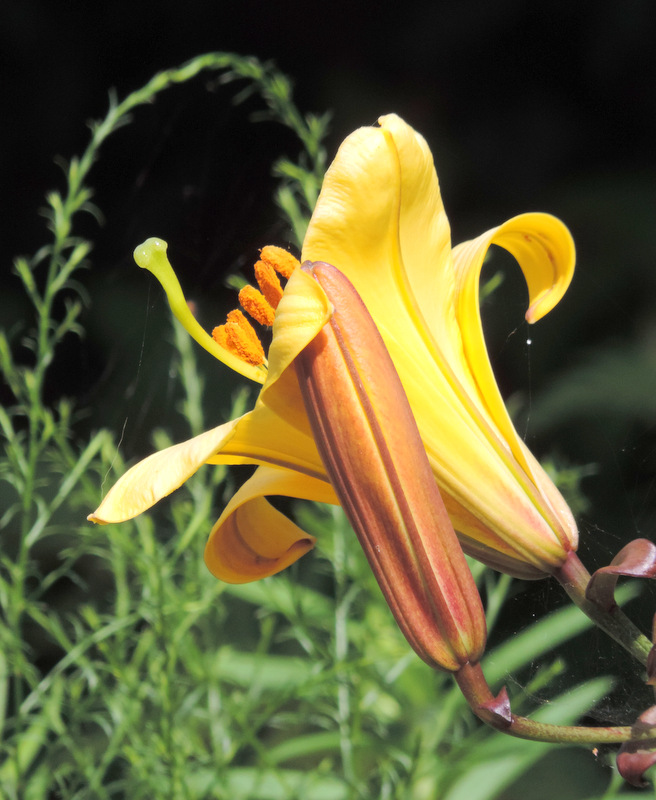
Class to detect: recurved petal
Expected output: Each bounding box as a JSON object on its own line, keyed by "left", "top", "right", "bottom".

{"left": 451, "top": 212, "right": 575, "bottom": 481}
{"left": 204, "top": 465, "right": 337, "bottom": 583}
{"left": 203, "top": 272, "right": 339, "bottom": 583}
{"left": 88, "top": 418, "right": 243, "bottom": 524}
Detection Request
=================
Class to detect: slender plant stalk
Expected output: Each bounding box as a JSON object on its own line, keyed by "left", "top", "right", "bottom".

{"left": 554, "top": 551, "right": 652, "bottom": 667}
{"left": 455, "top": 662, "right": 638, "bottom": 745}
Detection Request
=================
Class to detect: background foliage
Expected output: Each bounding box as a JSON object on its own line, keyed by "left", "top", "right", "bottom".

{"left": 2, "top": 3, "right": 656, "bottom": 798}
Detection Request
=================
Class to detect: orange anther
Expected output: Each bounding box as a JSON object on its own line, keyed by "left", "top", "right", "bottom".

{"left": 225, "top": 309, "right": 266, "bottom": 366}
{"left": 260, "top": 245, "right": 300, "bottom": 280}
{"left": 212, "top": 311, "right": 265, "bottom": 367}
{"left": 212, "top": 324, "right": 229, "bottom": 349}
{"left": 253, "top": 260, "right": 283, "bottom": 310}
{"left": 239, "top": 284, "right": 276, "bottom": 327}
{"left": 211, "top": 245, "right": 298, "bottom": 370}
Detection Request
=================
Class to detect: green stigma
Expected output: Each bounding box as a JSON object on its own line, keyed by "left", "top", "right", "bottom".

{"left": 134, "top": 238, "right": 267, "bottom": 384}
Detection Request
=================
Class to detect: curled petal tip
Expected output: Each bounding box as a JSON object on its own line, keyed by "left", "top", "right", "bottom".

{"left": 205, "top": 481, "right": 317, "bottom": 583}
{"left": 520, "top": 213, "right": 576, "bottom": 324}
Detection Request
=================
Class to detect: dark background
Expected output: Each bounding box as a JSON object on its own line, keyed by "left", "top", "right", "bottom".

{"left": 2, "top": 0, "right": 656, "bottom": 642}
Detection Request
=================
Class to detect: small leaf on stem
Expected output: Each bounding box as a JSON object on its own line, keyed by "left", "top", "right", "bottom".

{"left": 586, "top": 539, "right": 656, "bottom": 611}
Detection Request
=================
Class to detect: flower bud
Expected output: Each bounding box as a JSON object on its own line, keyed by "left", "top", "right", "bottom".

{"left": 295, "top": 261, "right": 486, "bottom": 671}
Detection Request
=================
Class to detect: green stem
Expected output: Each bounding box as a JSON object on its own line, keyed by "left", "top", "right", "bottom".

{"left": 333, "top": 508, "right": 357, "bottom": 786}
{"left": 455, "top": 662, "right": 639, "bottom": 744}
{"left": 554, "top": 551, "right": 652, "bottom": 667}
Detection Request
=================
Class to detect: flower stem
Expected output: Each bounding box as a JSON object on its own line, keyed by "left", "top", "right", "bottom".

{"left": 553, "top": 551, "right": 652, "bottom": 667}
{"left": 455, "top": 662, "right": 637, "bottom": 744}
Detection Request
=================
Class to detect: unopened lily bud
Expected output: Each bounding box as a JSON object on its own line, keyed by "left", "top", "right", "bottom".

{"left": 295, "top": 261, "right": 486, "bottom": 671}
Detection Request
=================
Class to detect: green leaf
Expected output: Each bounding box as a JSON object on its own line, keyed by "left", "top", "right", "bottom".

{"left": 211, "top": 649, "right": 315, "bottom": 691}
{"left": 186, "top": 767, "right": 349, "bottom": 800}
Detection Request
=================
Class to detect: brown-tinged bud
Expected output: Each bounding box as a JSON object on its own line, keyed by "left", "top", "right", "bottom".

{"left": 294, "top": 261, "right": 487, "bottom": 671}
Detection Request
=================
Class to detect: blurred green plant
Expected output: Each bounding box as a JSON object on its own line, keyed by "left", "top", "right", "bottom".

{"left": 0, "top": 53, "right": 651, "bottom": 799}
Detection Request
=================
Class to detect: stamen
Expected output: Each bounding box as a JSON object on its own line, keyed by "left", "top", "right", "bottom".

{"left": 223, "top": 309, "right": 266, "bottom": 366}
{"left": 213, "top": 245, "right": 300, "bottom": 369}
{"left": 238, "top": 285, "right": 276, "bottom": 326}
{"left": 253, "top": 260, "right": 283, "bottom": 310}
{"left": 260, "top": 246, "right": 300, "bottom": 279}
{"left": 211, "top": 324, "right": 229, "bottom": 350}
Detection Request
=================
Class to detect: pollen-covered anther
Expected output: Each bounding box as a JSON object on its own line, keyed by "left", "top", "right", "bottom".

{"left": 213, "top": 310, "right": 265, "bottom": 367}
{"left": 260, "top": 246, "right": 300, "bottom": 280}
{"left": 253, "top": 260, "right": 284, "bottom": 310}
{"left": 238, "top": 284, "right": 276, "bottom": 326}
{"left": 212, "top": 246, "right": 300, "bottom": 368}
{"left": 212, "top": 324, "right": 229, "bottom": 350}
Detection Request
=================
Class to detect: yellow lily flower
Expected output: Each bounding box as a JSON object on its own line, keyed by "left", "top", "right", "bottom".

{"left": 89, "top": 114, "right": 577, "bottom": 582}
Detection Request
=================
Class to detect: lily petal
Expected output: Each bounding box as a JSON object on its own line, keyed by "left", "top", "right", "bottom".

{"left": 452, "top": 212, "right": 576, "bottom": 479}
{"left": 205, "top": 464, "right": 336, "bottom": 583}
{"left": 303, "top": 113, "right": 464, "bottom": 381}
{"left": 88, "top": 419, "right": 243, "bottom": 524}
{"left": 451, "top": 212, "right": 577, "bottom": 556}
